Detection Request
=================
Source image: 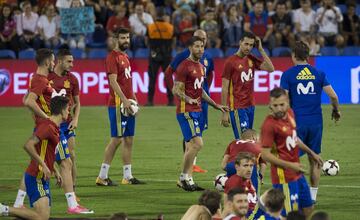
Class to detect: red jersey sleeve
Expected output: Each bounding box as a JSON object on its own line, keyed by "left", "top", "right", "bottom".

{"left": 29, "top": 77, "right": 46, "bottom": 97}
{"left": 105, "top": 53, "right": 118, "bottom": 76}
{"left": 249, "top": 54, "right": 263, "bottom": 70}
{"left": 222, "top": 57, "right": 233, "bottom": 80}
{"left": 174, "top": 63, "right": 187, "bottom": 83}
{"left": 224, "top": 143, "right": 231, "bottom": 155}
{"left": 70, "top": 74, "right": 80, "bottom": 97}
{"left": 261, "top": 118, "right": 275, "bottom": 148}
{"left": 34, "top": 123, "right": 48, "bottom": 140}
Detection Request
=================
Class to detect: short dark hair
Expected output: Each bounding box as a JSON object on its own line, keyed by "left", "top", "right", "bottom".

{"left": 35, "top": 48, "right": 54, "bottom": 65}
{"left": 270, "top": 87, "right": 287, "bottom": 99}
{"left": 293, "top": 41, "right": 310, "bottom": 61}
{"left": 227, "top": 187, "right": 246, "bottom": 201}
{"left": 240, "top": 32, "right": 256, "bottom": 41}
{"left": 265, "top": 189, "right": 285, "bottom": 212}
{"left": 114, "top": 28, "right": 130, "bottom": 37}
{"left": 188, "top": 36, "right": 204, "bottom": 46}
{"left": 198, "top": 190, "right": 221, "bottom": 215}
{"left": 50, "top": 96, "right": 69, "bottom": 115}
{"left": 57, "top": 49, "right": 72, "bottom": 60}
{"left": 287, "top": 211, "right": 306, "bottom": 220}
{"left": 235, "top": 152, "right": 255, "bottom": 165}
{"left": 311, "top": 211, "right": 330, "bottom": 220}
{"left": 276, "top": 0, "right": 287, "bottom": 8}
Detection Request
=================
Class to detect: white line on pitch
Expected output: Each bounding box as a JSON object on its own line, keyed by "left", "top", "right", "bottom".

{"left": 1, "top": 178, "right": 360, "bottom": 189}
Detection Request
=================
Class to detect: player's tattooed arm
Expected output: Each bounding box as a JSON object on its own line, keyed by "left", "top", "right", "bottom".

{"left": 172, "top": 81, "right": 199, "bottom": 105}
{"left": 108, "top": 74, "right": 133, "bottom": 114}
{"left": 202, "top": 90, "right": 229, "bottom": 112}
{"left": 24, "top": 92, "right": 49, "bottom": 119}
{"left": 23, "top": 135, "right": 51, "bottom": 180}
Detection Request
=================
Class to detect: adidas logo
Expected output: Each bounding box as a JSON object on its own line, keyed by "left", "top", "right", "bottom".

{"left": 296, "top": 67, "right": 315, "bottom": 80}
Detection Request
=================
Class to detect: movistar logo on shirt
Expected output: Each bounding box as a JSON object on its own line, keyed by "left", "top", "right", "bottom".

{"left": 296, "top": 67, "right": 315, "bottom": 80}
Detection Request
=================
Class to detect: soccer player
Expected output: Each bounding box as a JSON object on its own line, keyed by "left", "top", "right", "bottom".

{"left": 280, "top": 41, "right": 340, "bottom": 202}
{"left": 221, "top": 129, "right": 266, "bottom": 194}
{"left": 181, "top": 190, "right": 222, "bottom": 220}
{"left": 96, "top": 28, "right": 143, "bottom": 186}
{"left": 165, "top": 29, "right": 214, "bottom": 173}
{"left": 257, "top": 188, "right": 285, "bottom": 220}
{"left": 0, "top": 96, "right": 69, "bottom": 219}
{"left": 260, "top": 87, "right": 323, "bottom": 218}
{"left": 172, "top": 36, "right": 227, "bottom": 191}
{"left": 223, "top": 152, "right": 257, "bottom": 217}
{"left": 223, "top": 188, "right": 249, "bottom": 220}
{"left": 14, "top": 48, "right": 55, "bottom": 208}
{"left": 221, "top": 32, "right": 275, "bottom": 139}
{"left": 49, "top": 48, "right": 80, "bottom": 189}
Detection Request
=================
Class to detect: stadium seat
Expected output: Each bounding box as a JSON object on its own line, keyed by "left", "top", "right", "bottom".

{"left": 18, "top": 49, "right": 36, "bottom": 59}
{"left": 205, "top": 48, "right": 224, "bottom": 58}
{"left": 337, "top": 4, "right": 346, "bottom": 13}
{"left": 225, "top": 47, "right": 238, "bottom": 57}
{"left": 320, "top": 47, "right": 340, "bottom": 56}
{"left": 134, "top": 48, "right": 149, "bottom": 58}
{"left": 342, "top": 46, "right": 360, "bottom": 56}
{"left": 88, "top": 49, "right": 108, "bottom": 59}
{"left": 71, "top": 48, "right": 86, "bottom": 59}
{"left": 272, "top": 47, "right": 291, "bottom": 57}
{"left": 126, "top": 49, "right": 133, "bottom": 58}
{"left": 0, "top": 49, "right": 16, "bottom": 59}
{"left": 251, "top": 47, "right": 270, "bottom": 57}
{"left": 87, "top": 42, "right": 107, "bottom": 48}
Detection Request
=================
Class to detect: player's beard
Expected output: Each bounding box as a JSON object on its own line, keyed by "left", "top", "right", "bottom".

{"left": 274, "top": 111, "right": 286, "bottom": 119}
{"left": 119, "top": 42, "right": 129, "bottom": 51}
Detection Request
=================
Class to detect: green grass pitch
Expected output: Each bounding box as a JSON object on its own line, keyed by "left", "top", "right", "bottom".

{"left": 0, "top": 105, "right": 359, "bottom": 219}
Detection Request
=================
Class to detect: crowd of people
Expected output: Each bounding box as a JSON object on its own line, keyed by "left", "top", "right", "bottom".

{"left": 0, "top": 0, "right": 359, "bottom": 57}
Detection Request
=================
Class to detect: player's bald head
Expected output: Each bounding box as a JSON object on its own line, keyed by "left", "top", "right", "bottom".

{"left": 193, "top": 30, "right": 207, "bottom": 43}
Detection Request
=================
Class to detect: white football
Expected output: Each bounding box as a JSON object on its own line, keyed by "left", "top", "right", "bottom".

{"left": 214, "top": 173, "right": 228, "bottom": 192}
{"left": 120, "top": 99, "right": 139, "bottom": 116}
{"left": 322, "top": 159, "right": 340, "bottom": 176}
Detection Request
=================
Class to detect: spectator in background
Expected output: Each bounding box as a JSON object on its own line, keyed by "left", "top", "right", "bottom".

{"left": 146, "top": 7, "right": 175, "bottom": 106}
{"left": 315, "top": 0, "right": 344, "bottom": 48}
{"left": 266, "top": 0, "right": 276, "bottom": 16}
{"left": 176, "top": 9, "right": 197, "bottom": 48}
{"left": 181, "top": 190, "right": 222, "bottom": 220}
{"left": 106, "top": 5, "right": 129, "bottom": 36}
{"left": 222, "top": 4, "right": 243, "bottom": 48}
{"left": 140, "top": 0, "right": 157, "bottom": 19}
{"left": 16, "top": 1, "right": 41, "bottom": 50}
{"left": 0, "top": 4, "right": 19, "bottom": 53}
{"left": 129, "top": 3, "right": 153, "bottom": 49}
{"left": 92, "top": 0, "right": 113, "bottom": 28}
{"left": 200, "top": 8, "right": 221, "bottom": 48}
{"left": 37, "top": 4, "right": 61, "bottom": 49}
{"left": 271, "top": 0, "right": 295, "bottom": 48}
{"left": 341, "top": 2, "right": 359, "bottom": 46}
{"left": 244, "top": 1, "right": 273, "bottom": 48}
{"left": 293, "top": 0, "right": 319, "bottom": 55}
{"left": 56, "top": 0, "right": 85, "bottom": 9}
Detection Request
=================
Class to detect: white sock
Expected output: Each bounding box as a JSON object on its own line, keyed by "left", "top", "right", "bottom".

{"left": 193, "top": 157, "right": 197, "bottom": 165}
{"left": 180, "top": 173, "right": 189, "bottom": 181}
{"left": 123, "top": 164, "right": 133, "bottom": 180}
{"left": 99, "top": 163, "right": 110, "bottom": 179}
{"left": 0, "top": 204, "right": 9, "bottom": 216}
{"left": 14, "top": 189, "right": 26, "bottom": 208}
{"left": 310, "top": 187, "right": 318, "bottom": 201}
{"left": 65, "top": 192, "right": 78, "bottom": 209}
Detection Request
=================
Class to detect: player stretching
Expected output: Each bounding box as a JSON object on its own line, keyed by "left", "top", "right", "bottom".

{"left": 221, "top": 32, "right": 274, "bottom": 139}
{"left": 280, "top": 41, "right": 340, "bottom": 202}
{"left": 0, "top": 96, "right": 69, "bottom": 219}
{"left": 96, "top": 28, "right": 143, "bottom": 186}
{"left": 173, "top": 36, "right": 227, "bottom": 191}
{"left": 165, "top": 29, "right": 214, "bottom": 173}
{"left": 260, "top": 88, "right": 323, "bottom": 218}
